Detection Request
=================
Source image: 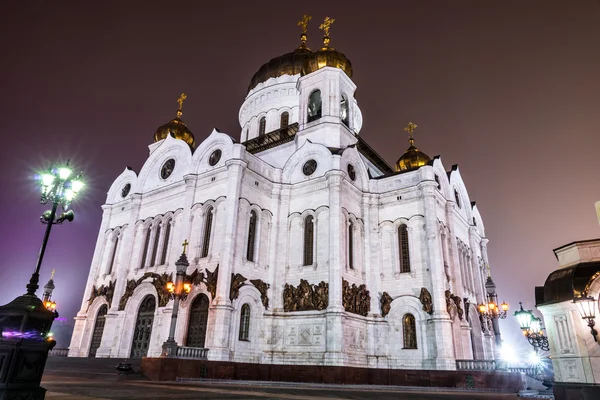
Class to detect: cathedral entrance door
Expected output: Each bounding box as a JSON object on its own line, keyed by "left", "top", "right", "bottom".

{"left": 130, "top": 295, "right": 156, "bottom": 359}
{"left": 186, "top": 294, "right": 209, "bottom": 348}
{"left": 88, "top": 305, "right": 108, "bottom": 358}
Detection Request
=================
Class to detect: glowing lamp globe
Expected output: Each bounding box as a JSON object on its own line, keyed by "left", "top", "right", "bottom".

{"left": 574, "top": 295, "right": 597, "bottom": 321}
{"left": 514, "top": 302, "right": 533, "bottom": 331}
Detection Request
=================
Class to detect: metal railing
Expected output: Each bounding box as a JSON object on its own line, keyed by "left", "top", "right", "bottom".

{"left": 243, "top": 123, "right": 299, "bottom": 154}
{"left": 175, "top": 346, "right": 208, "bottom": 360}
{"left": 48, "top": 348, "right": 69, "bottom": 357}
{"left": 508, "top": 366, "right": 541, "bottom": 376}
{"left": 456, "top": 359, "right": 497, "bottom": 371}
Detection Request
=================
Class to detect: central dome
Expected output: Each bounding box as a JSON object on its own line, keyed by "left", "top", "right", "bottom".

{"left": 248, "top": 47, "right": 313, "bottom": 93}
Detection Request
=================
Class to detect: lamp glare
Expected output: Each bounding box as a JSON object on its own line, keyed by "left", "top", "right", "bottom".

{"left": 58, "top": 167, "right": 72, "bottom": 180}
{"left": 71, "top": 179, "right": 84, "bottom": 194}
{"left": 41, "top": 173, "right": 55, "bottom": 186}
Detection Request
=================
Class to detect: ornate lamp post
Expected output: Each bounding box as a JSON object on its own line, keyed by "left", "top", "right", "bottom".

{"left": 161, "top": 240, "right": 192, "bottom": 357}
{"left": 514, "top": 302, "right": 550, "bottom": 351}
{"left": 573, "top": 295, "right": 599, "bottom": 343}
{"left": 0, "top": 160, "right": 83, "bottom": 400}
{"left": 477, "top": 271, "right": 509, "bottom": 345}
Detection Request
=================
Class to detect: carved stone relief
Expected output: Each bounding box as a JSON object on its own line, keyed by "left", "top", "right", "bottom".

{"left": 250, "top": 278, "right": 270, "bottom": 309}
{"left": 205, "top": 265, "right": 219, "bottom": 299}
{"left": 380, "top": 292, "right": 393, "bottom": 317}
{"left": 419, "top": 287, "right": 433, "bottom": 315}
{"left": 88, "top": 280, "right": 115, "bottom": 309}
{"left": 118, "top": 272, "right": 173, "bottom": 310}
{"left": 229, "top": 273, "right": 247, "bottom": 301}
{"left": 283, "top": 279, "right": 328, "bottom": 312}
{"left": 342, "top": 279, "right": 370, "bottom": 317}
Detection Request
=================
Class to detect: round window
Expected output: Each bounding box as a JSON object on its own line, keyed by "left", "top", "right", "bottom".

{"left": 209, "top": 149, "right": 222, "bottom": 166}
{"left": 161, "top": 159, "right": 176, "bottom": 179}
{"left": 302, "top": 159, "right": 318, "bottom": 176}
{"left": 347, "top": 164, "right": 356, "bottom": 181}
{"left": 121, "top": 183, "right": 131, "bottom": 198}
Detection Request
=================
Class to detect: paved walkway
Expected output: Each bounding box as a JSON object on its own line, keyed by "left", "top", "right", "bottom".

{"left": 42, "top": 358, "right": 521, "bottom": 400}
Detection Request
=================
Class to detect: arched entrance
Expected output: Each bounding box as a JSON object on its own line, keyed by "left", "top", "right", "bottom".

{"left": 468, "top": 304, "right": 485, "bottom": 360}
{"left": 186, "top": 294, "right": 209, "bottom": 348}
{"left": 130, "top": 295, "right": 156, "bottom": 358}
{"left": 88, "top": 304, "right": 108, "bottom": 358}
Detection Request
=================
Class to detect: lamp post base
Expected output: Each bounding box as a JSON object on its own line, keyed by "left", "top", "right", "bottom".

{"left": 161, "top": 340, "right": 178, "bottom": 357}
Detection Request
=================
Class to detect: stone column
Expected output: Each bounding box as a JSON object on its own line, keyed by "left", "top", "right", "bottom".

{"left": 268, "top": 185, "right": 289, "bottom": 312}
{"left": 325, "top": 171, "right": 344, "bottom": 365}
{"left": 206, "top": 159, "right": 245, "bottom": 361}
{"left": 421, "top": 182, "right": 455, "bottom": 370}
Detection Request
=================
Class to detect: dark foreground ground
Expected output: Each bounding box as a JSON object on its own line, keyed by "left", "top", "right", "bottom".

{"left": 42, "top": 357, "right": 520, "bottom": 400}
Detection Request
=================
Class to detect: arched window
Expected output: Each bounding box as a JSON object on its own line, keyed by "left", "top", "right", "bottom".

{"left": 139, "top": 227, "right": 151, "bottom": 269}
{"left": 107, "top": 234, "right": 119, "bottom": 274}
{"left": 307, "top": 90, "right": 322, "bottom": 123}
{"left": 348, "top": 221, "right": 354, "bottom": 269}
{"left": 201, "top": 207, "right": 213, "bottom": 258}
{"left": 239, "top": 303, "right": 251, "bottom": 341}
{"left": 258, "top": 117, "right": 266, "bottom": 136}
{"left": 403, "top": 313, "right": 417, "bottom": 349}
{"left": 434, "top": 174, "right": 441, "bottom": 190}
{"left": 280, "top": 112, "right": 289, "bottom": 129}
{"left": 246, "top": 211, "right": 257, "bottom": 262}
{"left": 454, "top": 189, "right": 461, "bottom": 208}
{"left": 303, "top": 215, "right": 314, "bottom": 266}
{"left": 398, "top": 224, "right": 410, "bottom": 273}
{"left": 160, "top": 219, "right": 171, "bottom": 265}
{"left": 150, "top": 224, "right": 161, "bottom": 267}
{"left": 340, "top": 94, "right": 349, "bottom": 127}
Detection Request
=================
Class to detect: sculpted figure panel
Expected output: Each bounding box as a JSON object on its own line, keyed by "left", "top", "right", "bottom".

{"left": 419, "top": 287, "right": 433, "bottom": 315}
{"left": 283, "top": 279, "right": 328, "bottom": 312}
{"left": 88, "top": 280, "right": 115, "bottom": 309}
{"left": 342, "top": 279, "right": 370, "bottom": 317}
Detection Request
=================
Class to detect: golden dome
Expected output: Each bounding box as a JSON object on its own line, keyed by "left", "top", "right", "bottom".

{"left": 395, "top": 122, "right": 431, "bottom": 172}
{"left": 301, "top": 47, "right": 353, "bottom": 78}
{"left": 248, "top": 47, "right": 313, "bottom": 93}
{"left": 153, "top": 93, "right": 195, "bottom": 148}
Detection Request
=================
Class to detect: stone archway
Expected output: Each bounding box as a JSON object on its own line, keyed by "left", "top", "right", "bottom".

{"left": 186, "top": 294, "right": 209, "bottom": 348}
{"left": 468, "top": 304, "right": 485, "bottom": 360}
{"left": 88, "top": 304, "right": 108, "bottom": 358}
{"left": 130, "top": 295, "right": 156, "bottom": 358}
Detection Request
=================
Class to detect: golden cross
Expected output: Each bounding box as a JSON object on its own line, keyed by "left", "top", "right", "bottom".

{"left": 297, "top": 14, "right": 312, "bottom": 34}
{"left": 177, "top": 93, "right": 187, "bottom": 111}
{"left": 182, "top": 239, "right": 189, "bottom": 254}
{"left": 319, "top": 16, "right": 335, "bottom": 37}
{"left": 485, "top": 263, "right": 491, "bottom": 277}
{"left": 403, "top": 122, "right": 417, "bottom": 144}
{"left": 50, "top": 269, "right": 56, "bottom": 280}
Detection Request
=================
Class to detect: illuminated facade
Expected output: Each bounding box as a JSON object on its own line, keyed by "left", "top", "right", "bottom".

{"left": 69, "top": 19, "right": 499, "bottom": 370}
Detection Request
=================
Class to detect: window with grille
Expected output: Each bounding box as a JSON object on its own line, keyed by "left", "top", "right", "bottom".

{"left": 201, "top": 207, "right": 213, "bottom": 258}
{"left": 246, "top": 211, "right": 257, "bottom": 262}
{"left": 403, "top": 313, "right": 417, "bottom": 349}
{"left": 107, "top": 235, "right": 119, "bottom": 274}
{"left": 150, "top": 224, "right": 161, "bottom": 267}
{"left": 239, "top": 303, "right": 251, "bottom": 341}
{"left": 398, "top": 224, "right": 410, "bottom": 273}
{"left": 140, "top": 227, "right": 151, "bottom": 269}
{"left": 303, "top": 215, "right": 314, "bottom": 266}
{"left": 280, "top": 112, "right": 289, "bottom": 129}
{"left": 160, "top": 220, "right": 171, "bottom": 265}
{"left": 348, "top": 222, "right": 354, "bottom": 269}
{"left": 259, "top": 117, "right": 266, "bottom": 136}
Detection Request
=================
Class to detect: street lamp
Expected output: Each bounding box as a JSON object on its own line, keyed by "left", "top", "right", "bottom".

{"left": 42, "top": 270, "right": 57, "bottom": 313}
{"left": 26, "top": 161, "right": 84, "bottom": 297}
{"left": 514, "top": 302, "right": 550, "bottom": 351}
{"left": 573, "top": 295, "right": 599, "bottom": 343}
{"left": 477, "top": 270, "right": 509, "bottom": 346}
{"left": 161, "top": 240, "right": 192, "bottom": 357}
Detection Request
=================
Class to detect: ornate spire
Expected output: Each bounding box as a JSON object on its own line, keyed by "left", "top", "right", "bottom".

{"left": 50, "top": 269, "right": 56, "bottom": 280}
{"left": 319, "top": 16, "right": 335, "bottom": 49}
{"left": 176, "top": 93, "right": 187, "bottom": 118}
{"left": 403, "top": 122, "right": 418, "bottom": 146}
{"left": 297, "top": 15, "right": 312, "bottom": 50}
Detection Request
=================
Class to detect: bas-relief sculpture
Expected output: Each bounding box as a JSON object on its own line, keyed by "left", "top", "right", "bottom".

{"left": 230, "top": 273, "right": 247, "bottom": 301}
{"left": 205, "top": 265, "right": 219, "bottom": 299}
{"left": 342, "top": 279, "right": 370, "bottom": 317}
{"left": 88, "top": 280, "right": 116, "bottom": 308}
{"left": 419, "top": 287, "right": 433, "bottom": 315}
{"left": 444, "top": 290, "right": 463, "bottom": 320}
{"left": 283, "top": 279, "right": 328, "bottom": 312}
{"left": 118, "top": 272, "right": 173, "bottom": 310}
{"left": 250, "top": 278, "right": 270, "bottom": 309}
{"left": 380, "top": 292, "right": 393, "bottom": 317}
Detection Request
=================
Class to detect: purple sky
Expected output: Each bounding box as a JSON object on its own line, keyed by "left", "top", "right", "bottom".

{"left": 1, "top": 1, "right": 599, "bottom": 352}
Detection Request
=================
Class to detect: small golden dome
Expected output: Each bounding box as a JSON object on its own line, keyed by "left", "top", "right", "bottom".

{"left": 153, "top": 93, "right": 195, "bottom": 147}
{"left": 301, "top": 47, "right": 353, "bottom": 78}
{"left": 395, "top": 121, "right": 431, "bottom": 172}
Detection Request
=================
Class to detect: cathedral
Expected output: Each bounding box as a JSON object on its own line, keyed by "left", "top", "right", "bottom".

{"left": 69, "top": 17, "right": 500, "bottom": 371}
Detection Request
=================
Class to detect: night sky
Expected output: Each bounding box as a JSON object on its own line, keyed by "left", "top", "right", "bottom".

{"left": 1, "top": 1, "right": 599, "bottom": 352}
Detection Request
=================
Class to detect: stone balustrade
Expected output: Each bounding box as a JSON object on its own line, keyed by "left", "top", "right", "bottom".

{"left": 175, "top": 346, "right": 208, "bottom": 360}
{"left": 48, "top": 348, "right": 69, "bottom": 357}
{"left": 455, "top": 359, "right": 497, "bottom": 371}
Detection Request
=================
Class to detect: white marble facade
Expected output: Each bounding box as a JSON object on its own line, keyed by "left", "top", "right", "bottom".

{"left": 69, "top": 46, "right": 498, "bottom": 370}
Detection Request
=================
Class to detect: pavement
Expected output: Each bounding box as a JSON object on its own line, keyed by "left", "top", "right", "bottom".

{"left": 42, "top": 357, "right": 523, "bottom": 400}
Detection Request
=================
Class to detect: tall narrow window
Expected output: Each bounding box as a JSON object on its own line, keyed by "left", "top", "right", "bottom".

{"left": 139, "top": 227, "right": 151, "bottom": 269}
{"left": 160, "top": 220, "right": 171, "bottom": 265}
{"left": 150, "top": 224, "right": 161, "bottom": 267}
{"left": 280, "top": 112, "right": 289, "bottom": 129}
{"left": 454, "top": 189, "right": 461, "bottom": 208}
{"left": 307, "top": 90, "right": 322, "bottom": 122}
{"left": 201, "top": 207, "right": 213, "bottom": 258}
{"left": 246, "top": 211, "right": 257, "bottom": 262}
{"left": 340, "top": 94, "right": 349, "bottom": 127}
{"left": 403, "top": 314, "right": 417, "bottom": 349}
{"left": 348, "top": 222, "right": 354, "bottom": 269}
{"left": 107, "top": 234, "right": 119, "bottom": 274}
{"left": 398, "top": 224, "right": 411, "bottom": 273}
{"left": 303, "top": 215, "right": 314, "bottom": 266}
{"left": 239, "top": 303, "right": 251, "bottom": 341}
{"left": 258, "top": 117, "right": 266, "bottom": 136}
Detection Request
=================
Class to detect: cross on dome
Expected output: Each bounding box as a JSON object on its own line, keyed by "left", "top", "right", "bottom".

{"left": 297, "top": 15, "right": 312, "bottom": 50}
{"left": 176, "top": 93, "right": 187, "bottom": 118}
{"left": 319, "top": 16, "right": 335, "bottom": 48}
{"left": 404, "top": 121, "right": 418, "bottom": 145}
{"left": 182, "top": 239, "right": 189, "bottom": 254}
